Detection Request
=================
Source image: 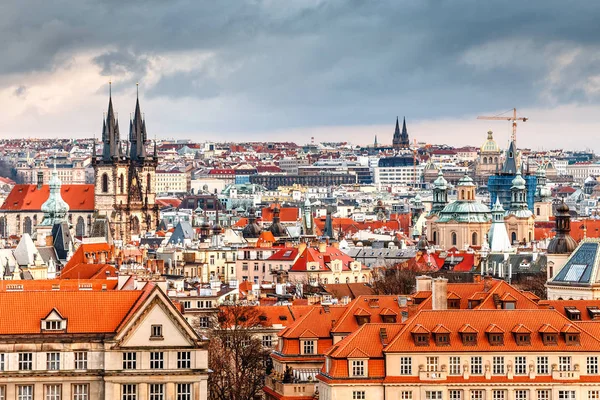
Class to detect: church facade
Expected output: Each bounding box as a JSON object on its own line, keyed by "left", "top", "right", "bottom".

{"left": 92, "top": 90, "right": 159, "bottom": 242}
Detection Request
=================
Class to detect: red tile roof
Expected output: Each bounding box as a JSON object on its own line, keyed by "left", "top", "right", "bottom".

{"left": 290, "top": 245, "right": 367, "bottom": 272}
{"left": 0, "top": 184, "right": 95, "bottom": 211}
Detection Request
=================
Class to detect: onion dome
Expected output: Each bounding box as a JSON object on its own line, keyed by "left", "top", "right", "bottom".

{"left": 511, "top": 170, "right": 526, "bottom": 190}
{"left": 242, "top": 207, "right": 262, "bottom": 239}
{"left": 40, "top": 162, "right": 69, "bottom": 226}
{"left": 267, "top": 207, "right": 287, "bottom": 237}
{"left": 548, "top": 201, "right": 578, "bottom": 254}
{"left": 433, "top": 170, "right": 447, "bottom": 189}
{"left": 457, "top": 174, "right": 475, "bottom": 187}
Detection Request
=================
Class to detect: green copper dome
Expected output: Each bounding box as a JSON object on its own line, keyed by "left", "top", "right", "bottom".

{"left": 433, "top": 170, "right": 447, "bottom": 189}
{"left": 40, "top": 162, "right": 69, "bottom": 226}
{"left": 437, "top": 201, "right": 492, "bottom": 223}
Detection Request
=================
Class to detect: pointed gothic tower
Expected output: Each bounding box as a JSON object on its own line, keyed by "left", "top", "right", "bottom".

{"left": 392, "top": 117, "right": 401, "bottom": 150}
{"left": 400, "top": 117, "right": 410, "bottom": 148}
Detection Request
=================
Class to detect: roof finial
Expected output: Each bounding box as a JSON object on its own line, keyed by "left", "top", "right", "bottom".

{"left": 109, "top": 80, "right": 112, "bottom": 97}
{"left": 136, "top": 82, "right": 139, "bottom": 98}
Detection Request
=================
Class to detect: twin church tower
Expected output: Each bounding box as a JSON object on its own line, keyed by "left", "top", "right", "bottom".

{"left": 92, "top": 85, "right": 159, "bottom": 242}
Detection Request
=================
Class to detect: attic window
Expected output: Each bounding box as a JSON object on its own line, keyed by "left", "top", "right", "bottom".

{"left": 587, "top": 307, "right": 600, "bottom": 320}
{"left": 488, "top": 333, "right": 504, "bottom": 346}
{"left": 259, "top": 315, "right": 268, "bottom": 321}
{"left": 279, "top": 315, "right": 287, "bottom": 321}
{"left": 355, "top": 315, "right": 370, "bottom": 326}
{"left": 434, "top": 333, "right": 450, "bottom": 346}
{"left": 44, "top": 321, "right": 62, "bottom": 330}
{"left": 461, "top": 333, "right": 477, "bottom": 346}
{"left": 41, "top": 309, "right": 66, "bottom": 332}
{"left": 542, "top": 333, "right": 558, "bottom": 346}
{"left": 515, "top": 333, "right": 531, "bottom": 346}
{"left": 413, "top": 333, "right": 429, "bottom": 346}
{"left": 565, "top": 307, "right": 581, "bottom": 320}
{"left": 382, "top": 315, "right": 396, "bottom": 323}
{"left": 447, "top": 299, "right": 460, "bottom": 309}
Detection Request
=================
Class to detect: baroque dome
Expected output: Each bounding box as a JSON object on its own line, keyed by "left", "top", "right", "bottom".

{"left": 481, "top": 130, "right": 500, "bottom": 153}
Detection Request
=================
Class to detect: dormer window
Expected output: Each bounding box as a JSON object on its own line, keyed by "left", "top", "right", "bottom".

{"left": 411, "top": 325, "right": 430, "bottom": 346}
{"left": 542, "top": 333, "right": 558, "bottom": 345}
{"left": 447, "top": 299, "right": 460, "bottom": 309}
{"left": 488, "top": 333, "right": 504, "bottom": 346}
{"left": 515, "top": 333, "right": 531, "bottom": 345}
{"left": 462, "top": 333, "right": 477, "bottom": 345}
{"left": 435, "top": 333, "right": 450, "bottom": 346}
{"left": 565, "top": 333, "right": 580, "bottom": 345}
{"left": 41, "top": 309, "right": 66, "bottom": 332}
{"left": 565, "top": 307, "right": 581, "bottom": 321}
{"left": 382, "top": 315, "right": 396, "bottom": 323}
{"left": 587, "top": 307, "right": 600, "bottom": 320}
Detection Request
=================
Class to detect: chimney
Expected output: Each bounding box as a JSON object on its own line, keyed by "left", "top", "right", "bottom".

{"left": 45, "top": 235, "right": 53, "bottom": 247}
{"left": 37, "top": 171, "right": 43, "bottom": 189}
{"left": 415, "top": 275, "right": 433, "bottom": 292}
{"left": 432, "top": 277, "right": 448, "bottom": 310}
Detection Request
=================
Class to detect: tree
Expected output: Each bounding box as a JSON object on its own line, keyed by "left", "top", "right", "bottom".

{"left": 371, "top": 265, "right": 418, "bottom": 295}
{"left": 513, "top": 272, "right": 548, "bottom": 300}
{"left": 208, "top": 305, "right": 271, "bottom": 400}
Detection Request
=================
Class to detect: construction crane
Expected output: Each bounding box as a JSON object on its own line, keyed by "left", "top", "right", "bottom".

{"left": 477, "top": 108, "right": 528, "bottom": 146}
{"left": 413, "top": 138, "right": 418, "bottom": 188}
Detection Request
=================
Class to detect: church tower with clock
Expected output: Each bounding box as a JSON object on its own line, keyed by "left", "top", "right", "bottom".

{"left": 92, "top": 85, "right": 159, "bottom": 243}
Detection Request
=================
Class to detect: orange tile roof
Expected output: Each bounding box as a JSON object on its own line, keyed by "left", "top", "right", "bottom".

{"left": 0, "top": 290, "right": 142, "bottom": 334}
{"left": 540, "top": 299, "right": 600, "bottom": 321}
{"left": 331, "top": 295, "right": 406, "bottom": 334}
{"left": 0, "top": 280, "right": 117, "bottom": 291}
{"left": 0, "top": 184, "right": 95, "bottom": 211}
{"left": 290, "top": 245, "right": 367, "bottom": 272}
{"left": 62, "top": 242, "right": 113, "bottom": 271}
{"left": 385, "top": 309, "right": 600, "bottom": 353}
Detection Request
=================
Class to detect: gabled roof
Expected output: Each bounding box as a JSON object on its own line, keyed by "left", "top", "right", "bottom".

{"left": 485, "top": 323, "right": 505, "bottom": 333}
{"left": 330, "top": 295, "right": 407, "bottom": 334}
{"left": 385, "top": 309, "right": 600, "bottom": 353}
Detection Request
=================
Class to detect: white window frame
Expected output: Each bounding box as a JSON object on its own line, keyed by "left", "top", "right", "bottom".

{"left": 47, "top": 352, "right": 60, "bottom": 370}
{"left": 558, "top": 392, "right": 575, "bottom": 400}
{"left": 352, "top": 391, "right": 366, "bottom": 400}
{"left": 302, "top": 340, "right": 315, "bottom": 355}
{"left": 177, "top": 351, "right": 191, "bottom": 369}
{"left": 74, "top": 351, "right": 88, "bottom": 370}
{"left": 515, "top": 356, "right": 527, "bottom": 375}
{"left": 449, "top": 390, "right": 463, "bottom": 400}
{"left": 559, "top": 356, "right": 572, "bottom": 372}
{"left": 449, "top": 356, "right": 461, "bottom": 375}
{"left": 72, "top": 384, "right": 89, "bottom": 400}
{"left": 515, "top": 391, "right": 529, "bottom": 400}
{"left": 427, "top": 391, "right": 443, "bottom": 400}
{"left": 150, "top": 352, "right": 164, "bottom": 369}
{"left": 400, "top": 356, "right": 412, "bottom": 375}
{"left": 470, "top": 356, "right": 483, "bottom": 375}
{"left": 177, "top": 384, "right": 192, "bottom": 400}
{"left": 492, "top": 356, "right": 505, "bottom": 375}
{"left": 493, "top": 390, "right": 506, "bottom": 400}
{"left": 351, "top": 359, "right": 366, "bottom": 377}
{"left": 426, "top": 356, "right": 439, "bottom": 372}
{"left": 149, "top": 384, "right": 164, "bottom": 400}
{"left": 537, "top": 356, "right": 549, "bottom": 375}
{"left": 587, "top": 356, "right": 598, "bottom": 375}
{"left": 44, "top": 384, "right": 61, "bottom": 400}
{"left": 471, "top": 390, "right": 484, "bottom": 400}
{"left": 18, "top": 353, "right": 33, "bottom": 371}
{"left": 537, "top": 390, "right": 550, "bottom": 400}
{"left": 122, "top": 384, "right": 137, "bottom": 400}
{"left": 17, "top": 386, "right": 33, "bottom": 400}
{"left": 122, "top": 352, "right": 137, "bottom": 370}
{"left": 401, "top": 391, "right": 413, "bottom": 400}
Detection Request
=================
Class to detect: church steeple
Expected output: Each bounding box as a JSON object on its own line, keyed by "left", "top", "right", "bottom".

{"left": 401, "top": 117, "right": 409, "bottom": 147}
{"left": 101, "top": 83, "right": 122, "bottom": 162}
{"left": 392, "top": 117, "right": 401, "bottom": 149}
{"left": 393, "top": 116, "right": 410, "bottom": 150}
{"left": 129, "top": 84, "right": 147, "bottom": 162}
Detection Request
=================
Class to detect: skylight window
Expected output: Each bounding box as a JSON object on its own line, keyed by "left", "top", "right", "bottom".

{"left": 564, "top": 264, "right": 587, "bottom": 282}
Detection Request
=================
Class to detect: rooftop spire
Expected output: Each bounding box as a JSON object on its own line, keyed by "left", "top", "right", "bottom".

{"left": 101, "top": 82, "right": 122, "bottom": 162}
{"left": 129, "top": 83, "right": 147, "bottom": 161}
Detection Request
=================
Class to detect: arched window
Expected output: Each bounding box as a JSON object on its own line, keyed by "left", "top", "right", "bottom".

{"left": 119, "top": 174, "right": 124, "bottom": 194}
{"left": 511, "top": 232, "right": 517, "bottom": 243}
{"left": 335, "top": 278, "right": 340, "bottom": 284}
{"left": 432, "top": 231, "right": 437, "bottom": 244}
{"left": 536, "top": 207, "right": 540, "bottom": 216}
{"left": 472, "top": 232, "right": 478, "bottom": 246}
{"left": 0, "top": 217, "right": 6, "bottom": 237}
{"left": 147, "top": 173, "right": 151, "bottom": 193}
{"left": 23, "top": 217, "right": 32, "bottom": 235}
{"left": 76, "top": 216, "right": 85, "bottom": 237}
{"left": 131, "top": 216, "right": 140, "bottom": 235}
{"left": 494, "top": 157, "right": 498, "bottom": 164}
{"left": 345, "top": 277, "right": 350, "bottom": 283}
{"left": 354, "top": 276, "right": 359, "bottom": 283}
{"left": 32, "top": 215, "right": 37, "bottom": 226}
{"left": 483, "top": 157, "right": 488, "bottom": 164}
{"left": 529, "top": 232, "right": 532, "bottom": 243}
{"left": 461, "top": 190, "right": 465, "bottom": 199}
{"left": 451, "top": 232, "right": 457, "bottom": 246}
{"left": 102, "top": 173, "right": 109, "bottom": 193}
{"left": 323, "top": 278, "right": 328, "bottom": 284}
{"left": 362, "top": 275, "right": 367, "bottom": 282}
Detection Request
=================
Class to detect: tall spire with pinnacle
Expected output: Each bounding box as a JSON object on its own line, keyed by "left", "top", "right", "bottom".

{"left": 401, "top": 117, "right": 409, "bottom": 148}
{"left": 392, "top": 117, "right": 401, "bottom": 149}
{"left": 101, "top": 81, "right": 122, "bottom": 161}
{"left": 129, "top": 83, "right": 147, "bottom": 162}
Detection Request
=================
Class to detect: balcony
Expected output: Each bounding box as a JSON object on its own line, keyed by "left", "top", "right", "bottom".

{"left": 265, "top": 374, "right": 317, "bottom": 398}
{"left": 419, "top": 370, "right": 447, "bottom": 381}
{"left": 552, "top": 370, "right": 580, "bottom": 380}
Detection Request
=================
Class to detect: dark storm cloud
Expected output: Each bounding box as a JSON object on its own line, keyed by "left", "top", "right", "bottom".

{"left": 1, "top": 0, "right": 600, "bottom": 133}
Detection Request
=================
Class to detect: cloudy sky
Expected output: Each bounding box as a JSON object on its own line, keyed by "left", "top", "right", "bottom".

{"left": 1, "top": 0, "right": 600, "bottom": 150}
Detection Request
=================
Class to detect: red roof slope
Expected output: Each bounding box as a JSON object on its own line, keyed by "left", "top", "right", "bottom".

{"left": 0, "top": 291, "right": 142, "bottom": 334}
{"left": 0, "top": 184, "right": 95, "bottom": 211}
